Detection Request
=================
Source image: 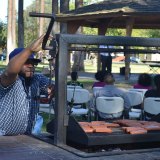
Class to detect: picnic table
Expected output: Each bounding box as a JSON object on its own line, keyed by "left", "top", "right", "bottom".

{"left": 142, "top": 60, "right": 160, "bottom": 74}
{"left": 1, "top": 134, "right": 160, "bottom": 160}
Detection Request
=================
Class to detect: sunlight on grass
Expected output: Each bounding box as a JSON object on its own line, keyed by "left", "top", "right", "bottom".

{"left": 84, "top": 60, "right": 157, "bottom": 74}
{"left": 1, "top": 59, "right": 157, "bottom": 74}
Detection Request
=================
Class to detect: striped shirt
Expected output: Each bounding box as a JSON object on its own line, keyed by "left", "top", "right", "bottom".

{"left": 0, "top": 74, "right": 50, "bottom": 135}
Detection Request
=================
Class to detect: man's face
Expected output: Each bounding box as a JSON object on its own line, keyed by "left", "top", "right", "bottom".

{"left": 20, "top": 59, "right": 37, "bottom": 78}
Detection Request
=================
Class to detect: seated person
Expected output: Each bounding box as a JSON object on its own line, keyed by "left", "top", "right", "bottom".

{"left": 144, "top": 75, "right": 160, "bottom": 119}
{"left": 67, "top": 71, "right": 83, "bottom": 88}
{"left": 94, "top": 73, "right": 131, "bottom": 119}
{"left": 145, "top": 75, "right": 160, "bottom": 97}
{"left": 92, "top": 70, "right": 106, "bottom": 88}
{"left": 133, "top": 73, "right": 152, "bottom": 90}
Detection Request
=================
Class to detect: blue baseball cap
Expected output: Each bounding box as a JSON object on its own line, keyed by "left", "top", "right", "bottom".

{"left": 9, "top": 48, "right": 41, "bottom": 63}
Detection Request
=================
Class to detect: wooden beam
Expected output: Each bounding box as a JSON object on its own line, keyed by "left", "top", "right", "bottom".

{"left": 68, "top": 47, "right": 160, "bottom": 54}
{"left": 56, "top": 34, "right": 160, "bottom": 47}
{"left": 67, "top": 22, "right": 80, "bottom": 34}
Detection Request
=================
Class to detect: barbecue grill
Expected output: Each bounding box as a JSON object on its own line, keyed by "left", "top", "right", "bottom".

{"left": 47, "top": 116, "right": 160, "bottom": 149}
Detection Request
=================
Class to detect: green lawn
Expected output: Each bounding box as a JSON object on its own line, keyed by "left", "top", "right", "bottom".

{"left": 84, "top": 60, "right": 157, "bottom": 74}
{"left": 0, "top": 60, "right": 157, "bottom": 74}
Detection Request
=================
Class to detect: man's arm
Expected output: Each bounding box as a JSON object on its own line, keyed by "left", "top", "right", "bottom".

{"left": 0, "top": 34, "right": 45, "bottom": 87}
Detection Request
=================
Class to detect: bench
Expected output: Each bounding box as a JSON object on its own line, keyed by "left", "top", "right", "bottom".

{"left": 149, "top": 64, "right": 160, "bottom": 74}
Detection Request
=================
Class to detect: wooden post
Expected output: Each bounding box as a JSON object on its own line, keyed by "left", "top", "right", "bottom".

{"left": 125, "top": 18, "right": 134, "bottom": 80}
{"left": 98, "top": 25, "right": 107, "bottom": 71}
{"left": 60, "top": 0, "right": 70, "bottom": 73}
{"left": 18, "top": 0, "right": 24, "bottom": 48}
{"left": 54, "top": 35, "right": 68, "bottom": 145}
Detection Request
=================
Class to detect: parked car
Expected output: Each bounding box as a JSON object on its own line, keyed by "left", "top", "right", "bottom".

{"left": 113, "top": 56, "right": 140, "bottom": 63}
{"left": 130, "top": 57, "right": 141, "bottom": 63}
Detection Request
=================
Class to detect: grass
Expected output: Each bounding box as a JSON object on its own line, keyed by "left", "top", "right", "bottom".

{"left": 39, "top": 112, "right": 54, "bottom": 132}
{"left": 78, "top": 79, "right": 94, "bottom": 91}
{"left": 84, "top": 60, "right": 160, "bottom": 74}
{"left": 0, "top": 64, "right": 6, "bottom": 70}
{"left": 0, "top": 60, "right": 158, "bottom": 74}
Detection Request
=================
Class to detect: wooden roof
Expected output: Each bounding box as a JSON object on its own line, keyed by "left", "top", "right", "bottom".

{"left": 56, "top": 0, "right": 160, "bottom": 29}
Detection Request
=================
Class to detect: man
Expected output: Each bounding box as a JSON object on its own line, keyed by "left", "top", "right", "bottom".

{"left": 0, "top": 34, "right": 54, "bottom": 135}
{"left": 100, "top": 45, "right": 113, "bottom": 73}
{"left": 95, "top": 73, "right": 131, "bottom": 119}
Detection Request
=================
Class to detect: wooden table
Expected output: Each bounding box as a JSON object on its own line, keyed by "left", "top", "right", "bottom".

{"left": 149, "top": 64, "right": 160, "bottom": 74}
{"left": 1, "top": 135, "right": 160, "bottom": 160}
{"left": 142, "top": 61, "right": 160, "bottom": 74}
{"left": 142, "top": 60, "right": 160, "bottom": 64}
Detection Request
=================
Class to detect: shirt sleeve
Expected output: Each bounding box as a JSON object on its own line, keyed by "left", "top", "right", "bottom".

{"left": 36, "top": 74, "right": 51, "bottom": 95}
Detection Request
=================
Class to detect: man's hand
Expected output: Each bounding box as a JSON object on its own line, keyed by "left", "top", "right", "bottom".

{"left": 26, "top": 34, "right": 45, "bottom": 53}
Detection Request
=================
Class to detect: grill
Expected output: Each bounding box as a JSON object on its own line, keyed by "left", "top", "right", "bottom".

{"left": 66, "top": 117, "right": 160, "bottom": 147}
{"left": 47, "top": 116, "right": 160, "bottom": 151}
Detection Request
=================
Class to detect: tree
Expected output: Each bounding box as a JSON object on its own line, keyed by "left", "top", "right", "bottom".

{"left": 7, "top": 0, "right": 16, "bottom": 63}
{"left": 23, "top": 1, "right": 39, "bottom": 46}
{"left": 39, "top": 0, "right": 45, "bottom": 36}
{"left": 0, "top": 21, "right": 7, "bottom": 48}
{"left": 145, "top": 29, "right": 160, "bottom": 38}
{"left": 71, "top": 0, "right": 85, "bottom": 71}
{"left": 23, "top": 0, "right": 54, "bottom": 46}
{"left": 60, "top": 0, "right": 69, "bottom": 33}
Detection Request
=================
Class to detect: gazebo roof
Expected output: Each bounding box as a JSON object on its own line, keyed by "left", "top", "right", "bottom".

{"left": 56, "top": 0, "right": 160, "bottom": 29}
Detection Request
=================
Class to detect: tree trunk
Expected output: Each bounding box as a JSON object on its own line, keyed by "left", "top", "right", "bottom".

{"left": 72, "top": 50, "right": 85, "bottom": 72}
{"left": 12, "top": 0, "right": 16, "bottom": 48}
{"left": 39, "top": 0, "right": 45, "bottom": 36}
{"left": 125, "top": 18, "right": 134, "bottom": 80}
{"left": 75, "top": 0, "right": 83, "bottom": 8}
{"left": 73, "top": 0, "right": 85, "bottom": 72}
{"left": 60, "top": 0, "right": 69, "bottom": 33}
{"left": 52, "top": 0, "right": 59, "bottom": 34}
{"left": 52, "top": 0, "right": 58, "bottom": 13}
{"left": 36, "top": 0, "right": 40, "bottom": 34}
{"left": 7, "top": 0, "right": 16, "bottom": 63}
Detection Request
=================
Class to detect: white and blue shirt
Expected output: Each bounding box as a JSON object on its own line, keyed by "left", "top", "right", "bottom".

{"left": 99, "top": 45, "right": 114, "bottom": 57}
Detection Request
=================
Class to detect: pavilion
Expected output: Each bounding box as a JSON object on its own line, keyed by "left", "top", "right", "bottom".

{"left": 55, "top": 0, "right": 160, "bottom": 79}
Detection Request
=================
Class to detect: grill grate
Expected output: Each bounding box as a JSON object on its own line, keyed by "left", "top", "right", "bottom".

{"left": 67, "top": 117, "right": 160, "bottom": 147}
